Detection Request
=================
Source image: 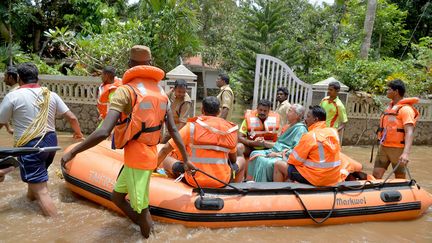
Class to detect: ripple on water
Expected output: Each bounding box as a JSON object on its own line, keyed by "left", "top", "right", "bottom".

{"left": 0, "top": 130, "right": 431, "bottom": 242}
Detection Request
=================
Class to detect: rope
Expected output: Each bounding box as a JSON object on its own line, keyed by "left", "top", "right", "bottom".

{"left": 379, "top": 160, "right": 418, "bottom": 189}
{"left": 400, "top": 1, "right": 431, "bottom": 60}
{"left": 338, "top": 180, "right": 374, "bottom": 192}
{"left": 191, "top": 172, "right": 205, "bottom": 200}
{"left": 15, "top": 87, "right": 51, "bottom": 147}
{"left": 191, "top": 168, "right": 248, "bottom": 195}
{"left": 294, "top": 188, "right": 338, "bottom": 224}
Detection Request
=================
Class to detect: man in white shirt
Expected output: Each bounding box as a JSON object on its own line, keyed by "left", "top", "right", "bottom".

{"left": 0, "top": 63, "right": 83, "bottom": 216}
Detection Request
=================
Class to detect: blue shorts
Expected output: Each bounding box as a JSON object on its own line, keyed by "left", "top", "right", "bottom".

{"left": 18, "top": 132, "right": 58, "bottom": 183}
{"left": 288, "top": 164, "right": 311, "bottom": 185}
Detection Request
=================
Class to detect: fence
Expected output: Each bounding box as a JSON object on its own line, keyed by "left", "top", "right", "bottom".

{"left": 347, "top": 94, "right": 432, "bottom": 122}
{"left": 253, "top": 54, "right": 312, "bottom": 110}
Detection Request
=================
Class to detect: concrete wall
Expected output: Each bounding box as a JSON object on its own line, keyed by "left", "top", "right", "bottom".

{"left": 343, "top": 118, "right": 432, "bottom": 146}
{"left": 55, "top": 103, "right": 99, "bottom": 134}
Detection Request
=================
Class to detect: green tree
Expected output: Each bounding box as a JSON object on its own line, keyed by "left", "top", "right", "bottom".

{"left": 389, "top": 0, "right": 431, "bottom": 43}
{"left": 235, "top": 0, "right": 301, "bottom": 101}
{"left": 360, "top": 0, "right": 377, "bottom": 59}
{"left": 196, "top": 0, "right": 240, "bottom": 70}
{"left": 45, "top": 0, "right": 202, "bottom": 74}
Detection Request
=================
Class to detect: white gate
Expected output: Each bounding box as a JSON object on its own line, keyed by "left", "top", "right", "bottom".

{"left": 253, "top": 54, "right": 312, "bottom": 110}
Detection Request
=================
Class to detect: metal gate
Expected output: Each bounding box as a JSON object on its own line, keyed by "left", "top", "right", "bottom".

{"left": 253, "top": 54, "right": 312, "bottom": 110}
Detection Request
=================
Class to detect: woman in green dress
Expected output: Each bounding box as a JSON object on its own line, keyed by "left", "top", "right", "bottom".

{"left": 247, "top": 104, "right": 308, "bottom": 182}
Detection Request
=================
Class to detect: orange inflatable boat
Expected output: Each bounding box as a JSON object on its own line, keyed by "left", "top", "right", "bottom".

{"left": 62, "top": 141, "right": 432, "bottom": 228}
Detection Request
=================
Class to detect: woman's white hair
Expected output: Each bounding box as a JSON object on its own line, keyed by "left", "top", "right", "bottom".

{"left": 290, "top": 104, "right": 305, "bottom": 118}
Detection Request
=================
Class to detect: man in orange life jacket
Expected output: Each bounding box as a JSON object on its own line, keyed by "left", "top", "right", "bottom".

{"left": 97, "top": 66, "right": 121, "bottom": 122}
{"left": 237, "top": 99, "right": 280, "bottom": 158}
{"left": 61, "top": 45, "right": 193, "bottom": 238}
{"left": 374, "top": 79, "right": 419, "bottom": 179}
{"left": 273, "top": 106, "right": 342, "bottom": 186}
{"left": 158, "top": 96, "right": 246, "bottom": 187}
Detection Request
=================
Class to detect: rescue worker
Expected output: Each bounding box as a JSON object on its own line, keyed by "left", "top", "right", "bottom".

{"left": 158, "top": 96, "right": 246, "bottom": 187}
{"left": 273, "top": 106, "right": 342, "bottom": 186}
{"left": 320, "top": 81, "right": 348, "bottom": 134}
{"left": 0, "top": 62, "right": 83, "bottom": 216}
{"left": 275, "top": 87, "right": 291, "bottom": 130}
{"left": 97, "top": 66, "right": 121, "bottom": 122}
{"left": 374, "top": 79, "right": 419, "bottom": 179}
{"left": 61, "top": 45, "right": 193, "bottom": 238}
{"left": 166, "top": 79, "right": 192, "bottom": 130}
{"left": 161, "top": 79, "right": 192, "bottom": 143}
{"left": 216, "top": 73, "right": 234, "bottom": 121}
{"left": 237, "top": 99, "right": 280, "bottom": 158}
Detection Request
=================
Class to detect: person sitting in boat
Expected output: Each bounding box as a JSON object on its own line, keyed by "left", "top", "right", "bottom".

{"left": 61, "top": 45, "right": 192, "bottom": 239}
{"left": 237, "top": 99, "right": 280, "bottom": 159}
{"left": 247, "top": 104, "right": 308, "bottom": 182}
{"left": 273, "top": 105, "right": 343, "bottom": 186}
{"left": 158, "top": 96, "right": 246, "bottom": 188}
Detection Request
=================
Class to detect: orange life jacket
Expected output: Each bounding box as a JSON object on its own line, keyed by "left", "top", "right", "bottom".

{"left": 112, "top": 66, "right": 167, "bottom": 169}
{"left": 339, "top": 153, "right": 363, "bottom": 181}
{"left": 97, "top": 77, "right": 122, "bottom": 119}
{"left": 184, "top": 116, "right": 238, "bottom": 188}
{"left": 245, "top": 109, "right": 280, "bottom": 142}
{"left": 377, "top": 97, "right": 419, "bottom": 148}
{"left": 288, "top": 121, "right": 342, "bottom": 186}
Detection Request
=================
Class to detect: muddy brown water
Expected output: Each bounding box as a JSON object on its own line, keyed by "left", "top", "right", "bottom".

{"left": 0, "top": 129, "right": 431, "bottom": 242}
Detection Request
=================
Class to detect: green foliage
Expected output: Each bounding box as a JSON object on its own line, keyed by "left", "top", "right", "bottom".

{"left": 330, "top": 57, "right": 430, "bottom": 96}
{"left": 235, "top": 0, "right": 301, "bottom": 101}
{"left": 389, "top": 0, "right": 432, "bottom": 44}
{"left": 0, "top": 0, "right": 430, "bottom": 101}
{"left": 64, "top": 0, "right": 117, "bottom": 35}
{"left": 140, "top": 1, "right": 201, "bottom": 70}
{"left": 196, "top": 0, "right": 240, "bottom": 70}
{"left": 0, "top": 43, "right": 62, "bottom": 74}
{"left": 44, "top": 1, "right": 201, "bottom": 74}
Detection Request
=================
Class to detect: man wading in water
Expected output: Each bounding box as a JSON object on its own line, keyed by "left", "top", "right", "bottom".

{"left": 0, "top": 63, "right": 83, "bottom": 216}
{"left": 61, "top": 45, "right": 194, "bottom": 238}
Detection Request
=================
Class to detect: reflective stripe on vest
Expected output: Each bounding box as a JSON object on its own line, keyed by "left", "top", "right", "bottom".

{"left": 195, "top": 118, "right": 239, "bottom": 135}
{"left": 139, "top": 102, "right": 152, "bottom": 110}
{"left": 292, "top": 128, "right": 341, "bottom": 169}
{"left": 291, "top": 150, "right": 341, "bottom": 169}
{"left": 189, "top": 123, "right": 228, "bottom": 165}
{"left": 138, "top": 101, "right": 167, "bottom": 110}
{"left": 137, "top": 82, "right": 147, "bottom": 95}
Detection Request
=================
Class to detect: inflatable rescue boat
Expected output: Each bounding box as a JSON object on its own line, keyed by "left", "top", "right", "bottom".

{"left": 62, "top": 141, "right": 432, "bottom": 228}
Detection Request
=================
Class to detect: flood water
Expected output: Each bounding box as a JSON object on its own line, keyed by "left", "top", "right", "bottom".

{"left": 0, "top": 129, "right": 431, "bottom": 242}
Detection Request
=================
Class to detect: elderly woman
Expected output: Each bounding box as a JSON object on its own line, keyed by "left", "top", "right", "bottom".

{"left": 247, "top": 104, "right": 308, "bottom": 182}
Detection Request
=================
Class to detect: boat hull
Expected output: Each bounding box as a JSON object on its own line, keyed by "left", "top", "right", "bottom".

{"left": 62, "top": 141, "right": 432, "bottom": 228}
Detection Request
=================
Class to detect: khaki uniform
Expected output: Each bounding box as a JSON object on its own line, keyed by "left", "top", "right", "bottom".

{"left": 109, "top": 86, "right": 133, "bottom": 115}
{"left": 275, "top": 99, "right": 291, "bottom": 130}
{"left": 166, "top": 89, "right": 192, "bottom": 129}
{"left": 217, "top": 84, "right": 234, "bottom": 121}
